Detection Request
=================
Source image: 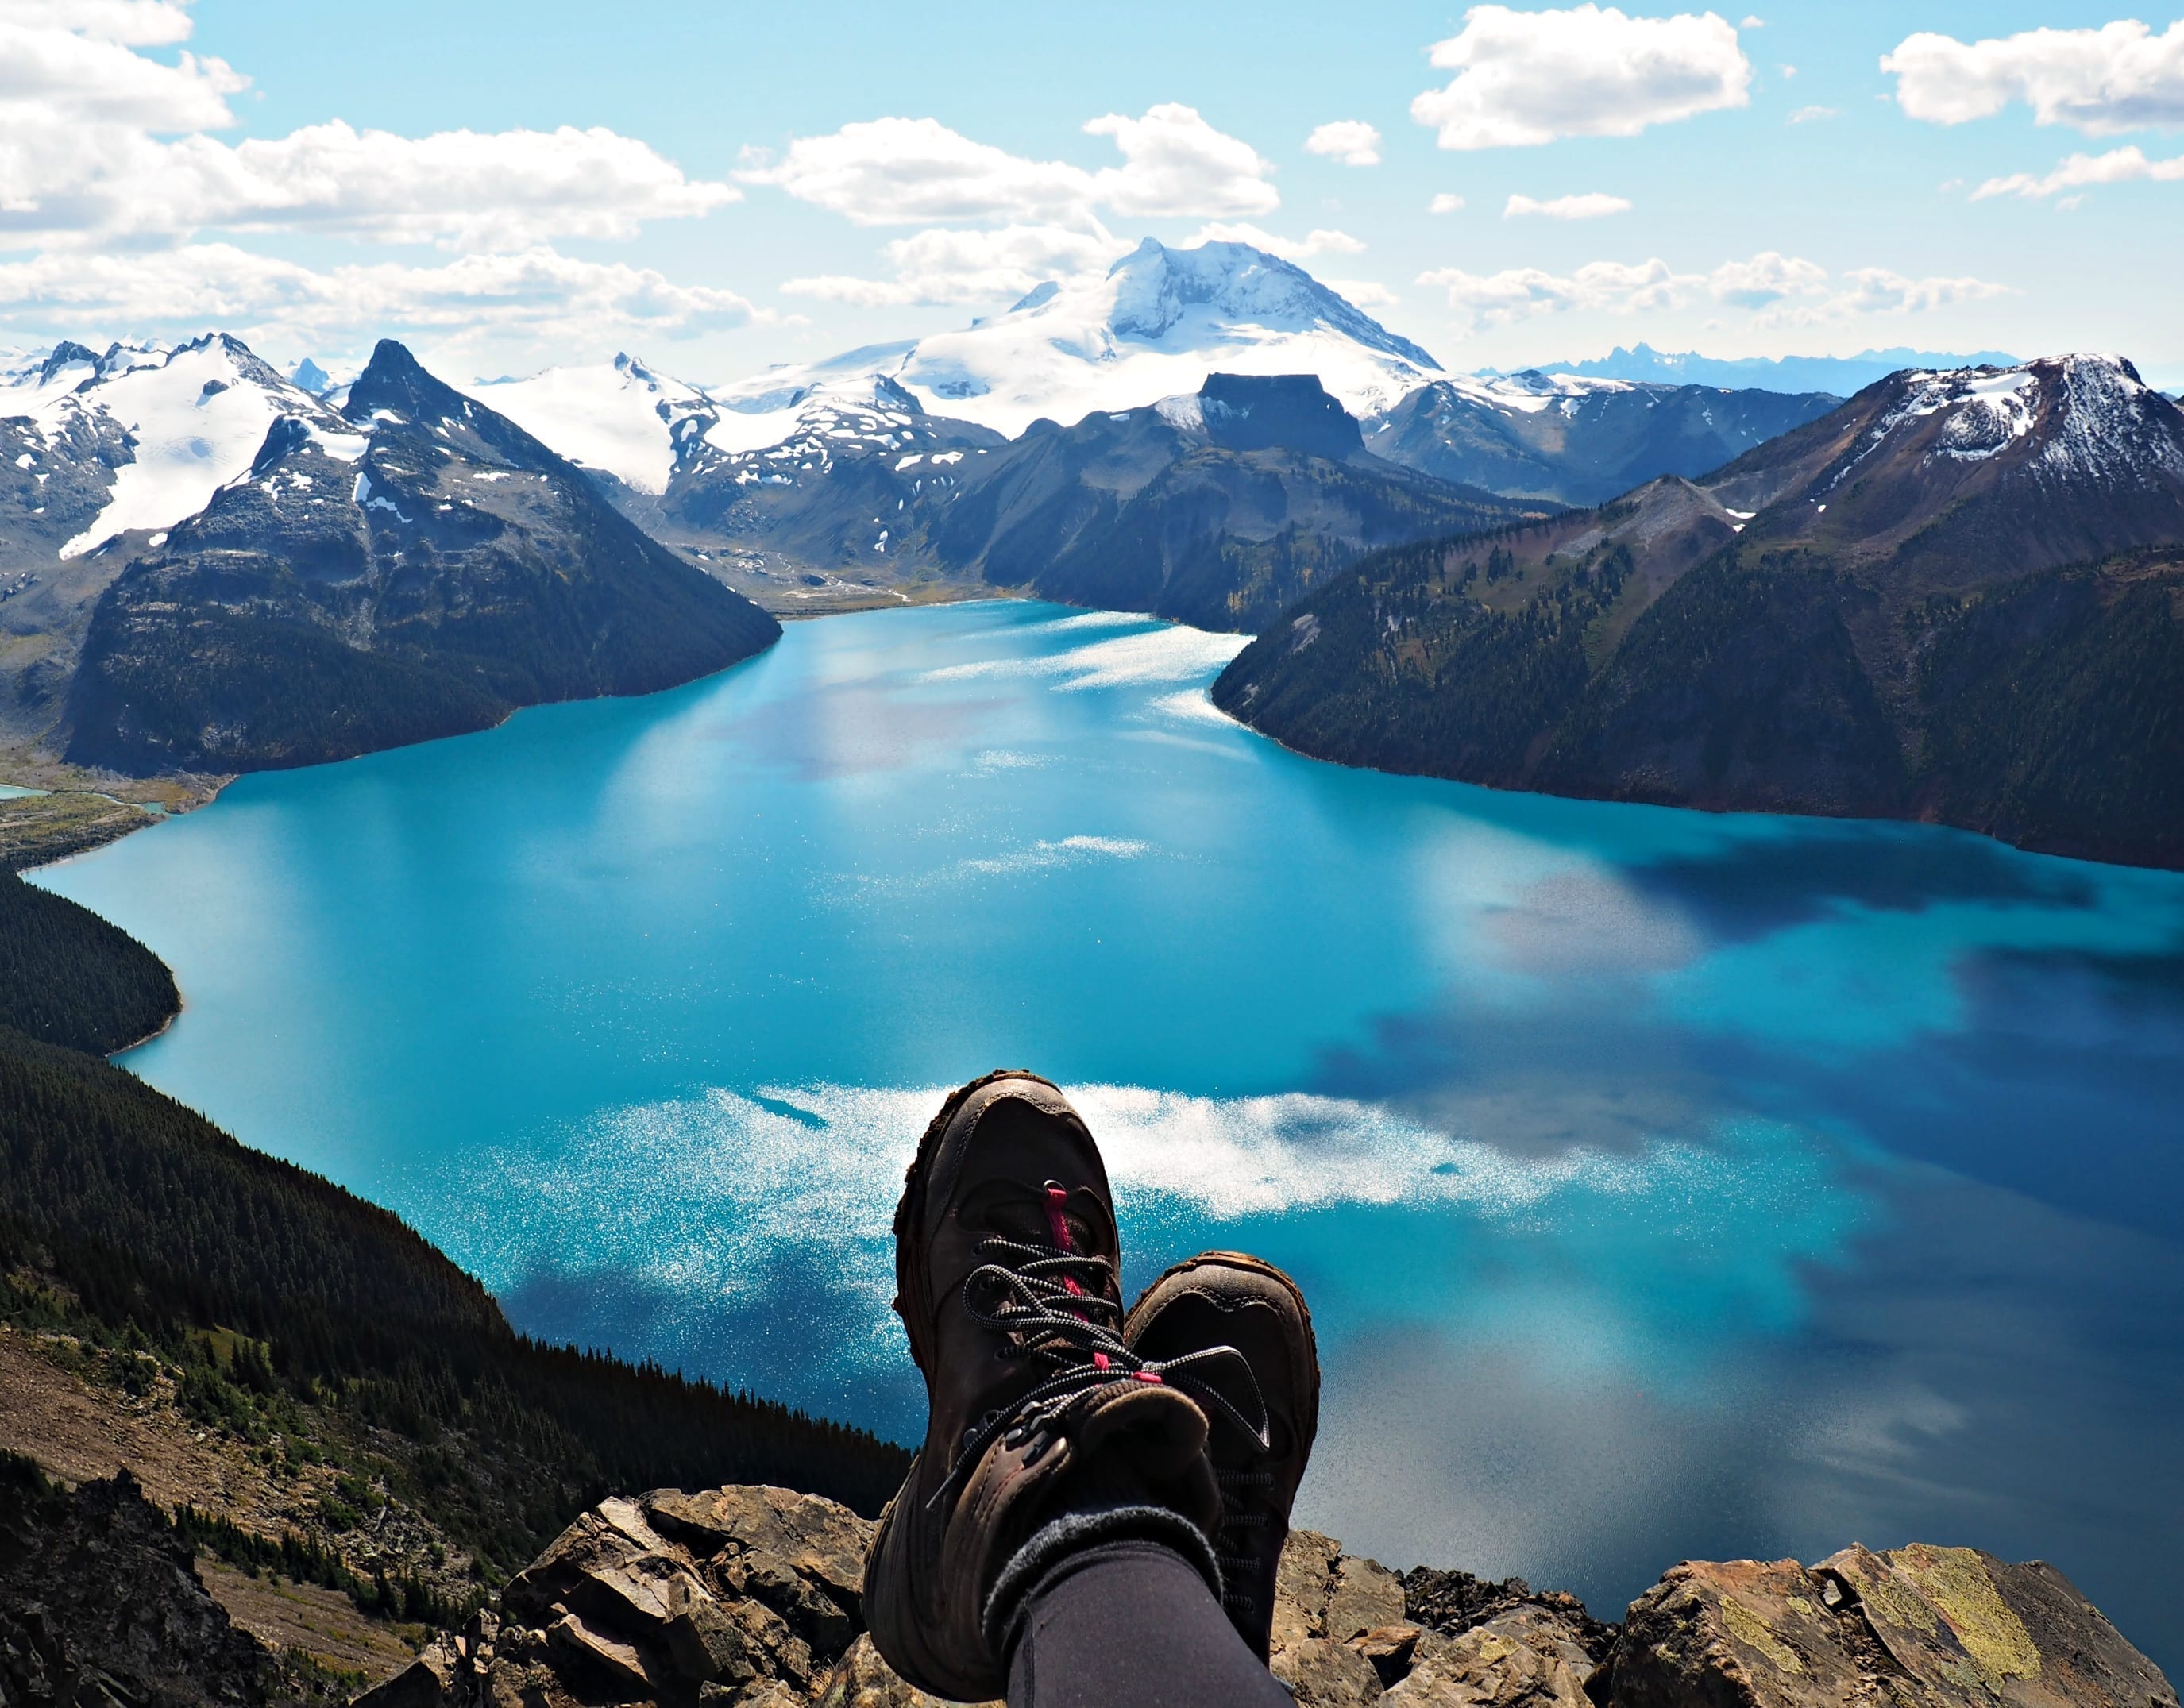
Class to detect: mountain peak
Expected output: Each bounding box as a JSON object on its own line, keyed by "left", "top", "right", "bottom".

{"left": 1103, "top": 238, "right": 1441, "bottom": 372}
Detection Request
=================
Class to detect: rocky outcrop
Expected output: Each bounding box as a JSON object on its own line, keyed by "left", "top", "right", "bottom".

{"left": 0, "top": 1466, "right": 339, "bottom": 1708}
{"left": 1614, "top": 1545, "right": 2177, "bottom": 1708}
{"left": 357, "top": 1486, "right": 2175, "bottom": 1708}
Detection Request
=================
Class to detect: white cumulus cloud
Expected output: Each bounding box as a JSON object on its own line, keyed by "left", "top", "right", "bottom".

{"left": 1412, "top": 4, "right": 1753, "bottom": 149}
{"left": 1707, "top": 249, "right": 1827, "bottom": 307}
{"left": 1882, "top": 21, "right": 2184, "bottom": 134}
{"left": 1186, "top": 222, "right": 1364, "bottom": 259}
{"left": 1083, "top": 105, "right": 1282, "bottom": 218}
{"left": 781, "top": 224, "right": 1129, "bottom": 307}
{"left": 1429, "top": 192, "right": 1467, "bottom": 214}
{"left": 1503, "top": 191, "right": 1632, "bottom": 219}
{"left": 1972, "top": 145, "right": 2184, "bottom": 201}
{"left": 743, "top": 105, "right": 1278, "bottom": 229}
{"left": 0, "top": 8, "right": 739, "bottom": 252}
{"left": 1304, "top": 119, "right": 1383, "bottom": 166}
{"left": 5, "top": 0, "right": 196, "bottom": 44}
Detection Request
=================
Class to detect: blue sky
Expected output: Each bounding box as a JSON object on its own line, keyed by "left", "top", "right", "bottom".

{"left": 6, "top": 2, "right": 2182, "bottom": 385}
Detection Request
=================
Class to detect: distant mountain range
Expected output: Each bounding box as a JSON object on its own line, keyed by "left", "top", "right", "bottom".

{"left": 1511, "top": 343, "right": 2024, "bottom": 395}
{"left": 1364, "top": 372, "right": 1837, "bottom": 507}
{"left": 1216, "top": 354, "right": 2184, "bottom": 867}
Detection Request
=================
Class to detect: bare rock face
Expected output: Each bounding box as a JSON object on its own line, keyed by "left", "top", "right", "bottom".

{"left": 353, "top": 1490, "right": 2173, "bottom": 1708}
{"left": 1609, "top": 1544, "right": 2178, "bottom": 1708}
{"left": 355, "top": 1486, "right": 910, "bottom": 1708}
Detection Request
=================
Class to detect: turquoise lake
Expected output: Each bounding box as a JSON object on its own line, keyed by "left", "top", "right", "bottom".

{"left": 36, "top": 600, "right": 2184, "bottom": 1665}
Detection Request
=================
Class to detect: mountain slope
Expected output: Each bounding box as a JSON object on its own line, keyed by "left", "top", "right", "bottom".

{"left": 926, "top": 372, "right": 1545, "bottom": 631}
{"left": 64, "top": 341, "right": 781, "bottom": 773}
{"left": 1364, "top": 373, "right": 1837, "bottom": 506}
{"left": 1215, "top": 356, "right": 2184, "bottom": 866}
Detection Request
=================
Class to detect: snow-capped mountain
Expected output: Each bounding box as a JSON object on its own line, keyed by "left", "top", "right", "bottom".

{"left": 1364, "top": 371, "right": 1838, "bottom": 506}
{"left": 710, "top": 239, "right": 1443, "bottom": 440}
{"left": 66, "top": 340, "right": 776, "bottom": 774}
{"left": 2, "top": 334, "right": 338, "bottom": 567}
{"left": 1711, "top": 353, "right": 2184, "bottom": 581}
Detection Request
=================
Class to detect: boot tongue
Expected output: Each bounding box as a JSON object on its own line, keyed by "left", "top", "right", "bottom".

{"left": 963, "top": 1182, "right": 1101, "bottom": 1255}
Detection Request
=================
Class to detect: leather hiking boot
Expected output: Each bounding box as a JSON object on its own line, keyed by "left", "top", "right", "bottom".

{"left": 863, "top": 1071, "right": 1231, "bottom": 1702}
{"left": 1125, "top": 1252, "right": 1320, "bottom": 1663}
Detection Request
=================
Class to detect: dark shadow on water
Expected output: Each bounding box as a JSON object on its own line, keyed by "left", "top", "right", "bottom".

{"left": 1622, "top": 823, "right": 2103, "bottom": 943}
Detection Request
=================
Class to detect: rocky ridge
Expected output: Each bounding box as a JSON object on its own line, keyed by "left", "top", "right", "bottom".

{"left": 360, "top": 1485, "right": 2175, "bottom": 1708}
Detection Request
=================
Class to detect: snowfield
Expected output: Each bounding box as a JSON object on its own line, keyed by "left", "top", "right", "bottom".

{"left": 466, "top": 353, "right": 713, "bottom": 494}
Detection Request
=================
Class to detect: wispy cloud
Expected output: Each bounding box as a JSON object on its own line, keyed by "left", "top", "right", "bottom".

{"left": 1418, "top": 249, "right": 2008, "bottom": 332}
{"left": 1972, "top": 145, "right": 2184, "bottom": 202}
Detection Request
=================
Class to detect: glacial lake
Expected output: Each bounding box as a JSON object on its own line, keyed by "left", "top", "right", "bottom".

{"left": 37, "top": 600, "right": 2184, "bottom": 1668}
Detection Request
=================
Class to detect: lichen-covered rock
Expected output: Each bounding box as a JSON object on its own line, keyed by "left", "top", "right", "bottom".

{"left": 1610, "top": 1545, "right": 2178, "bottom": 1708}
{"left": 1383, "top": 1606, "right": 1598, "bottom": 1708}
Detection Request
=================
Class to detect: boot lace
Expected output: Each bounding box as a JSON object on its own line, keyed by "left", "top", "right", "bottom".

{"left": 928, "top": 1182, "right": 1268, "bottom": 1511}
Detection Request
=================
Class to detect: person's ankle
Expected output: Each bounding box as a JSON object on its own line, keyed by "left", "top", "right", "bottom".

{"left": 985, "top": 1509, "right": 1220, "bottom": 1664}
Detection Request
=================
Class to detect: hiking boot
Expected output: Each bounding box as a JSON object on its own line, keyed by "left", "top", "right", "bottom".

{"left": 1125, "top": 1252, "right": 1320, "bottom": 1662}
{"left": 863, "top": 1071, "right": 1229, "bottom": 1702}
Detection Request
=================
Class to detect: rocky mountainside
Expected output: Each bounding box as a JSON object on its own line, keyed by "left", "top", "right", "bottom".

{"left": 918, "top": 373, "right": 1541, "bottom": 631}
{"left": 61, "top": 340, "right": 781, "bottom": 774}
{"left": 1707, "top": 354, "right": 2184, "bottom": 584}
{"left": 1216, "top": 356, "right": 2184, "bottom": 867}
{"left": 0, "top": 1463, "right": 349, "bottom": 1708}
{"left": 614, "top": 372, "right": 1007, "bottom": 608}
{"left": 604, "top": 369, "right": 1541, "bottom": 632}
{"left": 356, "top": 1482, "right": 2176, "bottom": 1708}
{"left": 1363, "top": 372, "right": 1838, "bottom": 506}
